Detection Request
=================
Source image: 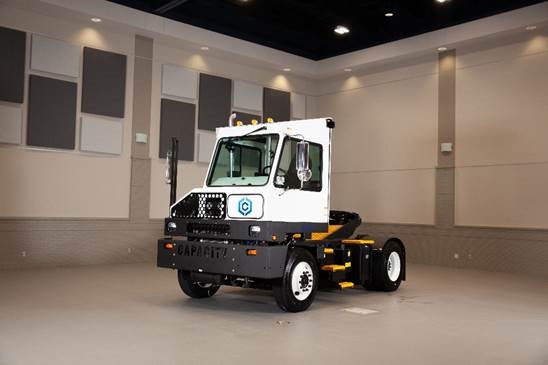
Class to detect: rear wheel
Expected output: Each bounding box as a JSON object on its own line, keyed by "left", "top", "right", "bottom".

{"left": 177, "top": 270, "right": 220, "bottom": 298}
{"left": 273, "top": 248, "right": 318, "bottom": 312}
{"left": 366, "top": 240, "right": 404, "bottom": 291}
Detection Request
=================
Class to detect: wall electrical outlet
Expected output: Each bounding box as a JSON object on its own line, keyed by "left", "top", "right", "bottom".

{"left": 135, "top": 133, "right": 148, "bottom": 144}
{"left": 440, "top": 142, "right": 453, "bottom": 153}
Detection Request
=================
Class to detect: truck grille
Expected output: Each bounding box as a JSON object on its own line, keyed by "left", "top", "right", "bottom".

{"left": 173, "top": 193, "right": 226, "bottom": 219}
{"left": 187, "top": 222, "right": 230, "bottom": 236}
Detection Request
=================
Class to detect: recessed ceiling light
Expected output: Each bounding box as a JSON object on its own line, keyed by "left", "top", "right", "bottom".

{"left": 283, "top": 67, "right": 291, "bottom": 72}
{"left": 436, "top": 0, "right": 449, "bottom": 3}
{"left": 526, "top": 25, "right": 537, "bottom": 31}
{"left": 334, "top": 25, "right": 350, "bottom": 35}
{"left": 91, "top": 17, "right": 102, "bottom": 23}
{"left": 385, "top": 12, "right": 394, "bottom": 17}
{"left": 344, "top": 68, "right": 352, "bottom": 72}
{"left": 437, "top": 47, "right": 448, "bottom": 52}
{"left": 200, "top": 46, "right": 209, "bottom": 51}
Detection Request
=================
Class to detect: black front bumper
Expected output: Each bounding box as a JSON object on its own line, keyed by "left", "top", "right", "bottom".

{"left": 157, "top": 239, "right": 288, "bottom": 279}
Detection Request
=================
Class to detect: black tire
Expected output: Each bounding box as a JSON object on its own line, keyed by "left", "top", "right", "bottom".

{"left": 177, "top": 270, "right": 220, "bottom": 298}
{"left": 365, "top": 240, "right": 404, "bottom": 292}
{"left": 273, "top": 248, "right": 318, "bottom": 312}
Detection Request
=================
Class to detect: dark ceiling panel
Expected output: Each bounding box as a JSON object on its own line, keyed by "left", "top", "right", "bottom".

{"left": 108, "top": 0, "right": 545, "bottom": 60}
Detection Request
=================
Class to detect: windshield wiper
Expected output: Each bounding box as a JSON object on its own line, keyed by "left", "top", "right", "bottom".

{"left": 242, "top": 125, "right": 266, "bottom": 137}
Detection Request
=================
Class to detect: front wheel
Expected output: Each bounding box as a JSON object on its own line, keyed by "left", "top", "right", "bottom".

{"left": 177, "top": 270, "right": 220, "bottom": 298}
{"left": 365, "top": 240, "right": 404, "bottom": 291}
{"left": 273, "top": 248, "right": 318, "bottom": 312}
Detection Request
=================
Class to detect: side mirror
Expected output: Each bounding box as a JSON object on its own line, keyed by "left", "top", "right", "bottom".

{"left": 296, "top": 140, "right": 312, "bottom": 187}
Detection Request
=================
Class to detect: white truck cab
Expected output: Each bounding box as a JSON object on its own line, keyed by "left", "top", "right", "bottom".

{"left": 169, "top": 118, "right": 332, "bottom": 239}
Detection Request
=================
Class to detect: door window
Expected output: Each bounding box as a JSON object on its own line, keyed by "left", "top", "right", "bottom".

{"left": 274, "top": 138, "right": 322, "bottom": 191}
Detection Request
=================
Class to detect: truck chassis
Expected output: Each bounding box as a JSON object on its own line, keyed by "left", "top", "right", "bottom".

{"left": 158, "top": 210, "right": 405, "bottom": 312}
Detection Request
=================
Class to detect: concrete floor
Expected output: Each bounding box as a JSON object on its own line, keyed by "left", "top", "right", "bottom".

{"left": 1, "top": 263, "right": 547, "bottom": 365}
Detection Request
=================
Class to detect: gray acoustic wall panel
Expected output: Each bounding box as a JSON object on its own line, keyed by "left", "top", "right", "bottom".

{"left": 80, "top": 115, "right": 123, "bottom": 154}
{"left": 198, "top": 73, "right": 232, "bottom": 131}
{"left": 81, "top": 47, "right": 127, "bottom": 118}
{"left": 161, "top": 64, "right": 197, "bottom": 100}
{"left": 27, "top": 75, "right": 77, "bottom": 149}
{"left": 31, "top": 34, "right": 80, "bottom": 78}
{"left": 263, "top": 87, "right": 290, "bottom": 122}
{"left": 233, "top": 80, "right": 262, "bottom": 112}
{"left": 0, "top": 104, "right": 22, "bottom": 144}
{"left": 159, "top": 98, "right": 195, "bottom": 161}
{"left": 291, "top": 92, "right": 306, "bottom": 119}
{"left": 197, "top": 132, "right": 216, "bottom": 164}
{"left": 233, "top": 111, "right": 261, "bottom": 125}
{"left": 0, "top": 26, "right": 26, "bottom": 103}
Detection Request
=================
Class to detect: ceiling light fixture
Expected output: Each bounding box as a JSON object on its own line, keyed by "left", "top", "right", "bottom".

{"left": 385, "top": 12, "right": 394, "bottom": 17}
{"left": 91, "top": 17, "right": 102, "bottom": 23}
{"left": 437, "top": 46, "right": 448, "bottom": 52}
{"left": 334, "top": 25, "right": 350, "bottom": 35}
{"left": 200, "top": 46, "right": 209, "bottom": 51}
{"left": 526, "top": 25, "right": 537, "bottom": 31}
{"left": 283, "top": 67, "right": 291, "bottom": 72}
{"left": 436, "top": 0, "right": 450, "bottom": 3}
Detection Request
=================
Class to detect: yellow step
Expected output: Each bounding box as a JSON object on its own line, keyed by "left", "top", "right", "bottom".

{"left": 338, "top": 281, "right": 354, "bottom": 289}
{"left": 321, "top": 264, "right": 346, "bottom": 272}
{"left": 323, "top": 248, "right": 334, "bottom": 254}
{"left": 341, "top": 239, "right": 375, "bottom": 245}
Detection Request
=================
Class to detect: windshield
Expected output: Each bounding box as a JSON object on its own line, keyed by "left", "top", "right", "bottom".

{"left": 207, "top": 134, "right": 279, "bottom": 186}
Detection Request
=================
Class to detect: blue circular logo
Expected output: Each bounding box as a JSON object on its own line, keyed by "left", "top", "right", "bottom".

{"left": 238, "top": 197, "right": 252, "bottom": 216}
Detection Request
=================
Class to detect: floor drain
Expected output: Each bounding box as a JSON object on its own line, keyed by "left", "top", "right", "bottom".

{"left": 342, "top": 307, "right": 379, "bottom": 315}
{"left": 275, "top": 320, "right": 291, "bottom": 325}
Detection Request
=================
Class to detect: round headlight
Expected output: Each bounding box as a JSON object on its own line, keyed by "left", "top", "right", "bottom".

{"left": 167, "top": 222, "right": 177, "bottom": 232}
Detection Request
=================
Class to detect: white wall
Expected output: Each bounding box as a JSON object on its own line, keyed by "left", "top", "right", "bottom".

{"left": 317, "top": 60, "right": 439, "bottom": 224}
{"left": 0, "top": 2, "right": 318, "bottom": 220}
{"left": 455, "top": 33, "right": 548, "bottom": 229}
{"left": 0, "top": 4, "right": 133, "bottom": 218}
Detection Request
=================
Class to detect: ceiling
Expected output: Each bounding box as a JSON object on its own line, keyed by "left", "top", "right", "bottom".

{"left": 108, "top": 0, "right": 546, "bottom": 60}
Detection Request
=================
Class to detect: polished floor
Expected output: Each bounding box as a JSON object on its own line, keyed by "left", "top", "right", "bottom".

{"left": 1, "top": 263, "right": 547, "bottom": 365}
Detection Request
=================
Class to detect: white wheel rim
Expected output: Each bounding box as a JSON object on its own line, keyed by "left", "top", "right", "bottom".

{"left": 291, "top": 262, "right": 314, "bottom": 301}
{"left": 387, "top": 251, "right": 401, "bottom": 282}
